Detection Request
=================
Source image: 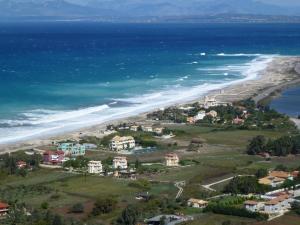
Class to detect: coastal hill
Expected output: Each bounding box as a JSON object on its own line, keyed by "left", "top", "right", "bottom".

{"left": 1, "top": 0, "right": 300, "bottom": 22}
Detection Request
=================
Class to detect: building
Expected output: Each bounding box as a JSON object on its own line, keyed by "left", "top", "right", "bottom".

{"left": 58, "top": 143, "right": 86, "bottom": 156}
{"left": 154, "top": 127, "right": 164, "bottom": 135}
{"left": 244, "top": 200, "right": 264, "bottom": 212}
{"left": 259, "top": 176, "right": 285, "bottom": 187}
{"left": 165, "top": 153, "right": 179, "bottom": 167}
{"left": 130, "top": 125, "right": 139, "bottom": 132}
{"left": 110, "top": 136, "right": 135, "bottom": 151}
{"left": 0, "top": 202, "right": 9, "bottom": 217}
{"left": 187, "top": 198, "right": 208, "bottom": 208}
{"left": 202, "top": 96, "right": 230, "bottom": 109}
{"left": 142, "top": 126, "right": 153, "bottom": 132}
{"left": 206, "top": 110, "right": 218, "bottom": 118}
{"left": 187, "top": 111, "right": 206, "bottom": 124}
{"left": 43, "top": 151, "right": 65, "bottom": 165}
{"left": 82, "top": 143, "right": 97, "bottom": 150}
{"left": 113, "top": 156, "right": 128, "bottom": 170}
{"left": 259, "top": 171, "right": 299, "bottom": 187}
{"left": 16, "top": 160, "right": 27, "bottom": 169}
{"left": 264, "top": 194, "right": 291, "bottom": 214}
{"left": 232, "top": 117, "right": 245, "bottom": 125}
{"left": 145, "top": 215, "right": 190, "bottom": 225}
{"left": 88, "top": 161, "right": 103, "bottom": 174}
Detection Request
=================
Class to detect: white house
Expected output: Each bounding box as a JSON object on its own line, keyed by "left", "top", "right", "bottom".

{"left": 187, "top": 198, "right": 208, "bottom": 208}
{"left": 264, "top": 194, "right": 291, "bottom": 214}
{"left": 88, "top": 161, "right": 103, "bottom": 174}
{"left": 110, "top": 136, "right": 135, "bottom": 151}
{"left": 165, "top": 153, "right": 179, "bottom": 167}
{"left": 113, "top": 156, "right": 128, "bottom": 170}
{"left": 130, "top": 125, "right": 139, "bottom": 132}
{"left": 244, "top": 201, "right": 264, "bottom": 212}
{"left": 142, "top": 126, "right": 153, "bottom": 132}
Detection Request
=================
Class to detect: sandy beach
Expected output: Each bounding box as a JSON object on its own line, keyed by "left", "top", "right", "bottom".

{"left": 1, "top": 56, "right": 300, "bottom": 154}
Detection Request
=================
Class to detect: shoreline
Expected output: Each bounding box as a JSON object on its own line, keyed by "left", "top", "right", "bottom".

{"left": 1, "top": 56, "right": 300, "bottom": 153}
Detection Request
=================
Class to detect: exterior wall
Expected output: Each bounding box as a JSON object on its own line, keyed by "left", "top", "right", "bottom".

{"left": 110, "top": 137, "right": 135, "bottom": 151}
{"left": 113, "top": 158, "right": 128, "bottom": 170}
{"left": 88, "top": 161, "right": 103, "bottom": 174}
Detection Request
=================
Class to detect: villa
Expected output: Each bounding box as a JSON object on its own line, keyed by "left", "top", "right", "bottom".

{"left": 17, "top": 160, "right": 27, "bottom": 169}
{"left": 0, "top": 201, "right": 9, "bottom": 217}
{"left": 154, "top": 127, "right": 164, "bottom": 135}
{"left": 187, "top": 198, "right": 208, "bottom": 208}
{"left": 206, "top": 110, "right": 218, "bottom": 118}
{"left": 244, "top": 200, "right": 264, "bottom": 212}
{"left": 57, "top": 143, "right": 86, "bottom": 156}
{"left": 259, "top": 170, "right": 299, "bottom": 187}
{"left": 43, "top": 151, "right": 65, "bottom": 165}
{"left": 110, "top": 136, "right": 135, "bottom": 151}
{"left": 88, "top": 160, "right": 103, "bottom": 174}
{"left": 165, "top": 153, "right": 179, "bottom": 167}
{"left": 232, "top": 117, "right": 245, "bottom": 125}
{"left": 264, "top": 194, "right": 292, "bottom": 214}
{"left": 202, "top": 96, "right": 230, "bottom": 109}
{"left": 130, "top": 125, "right": 139, "bottom": 132}
{"left": 187, "top": 111, "right": 206, "bottom": 124}
{"left": 142, "top": 125, "right": 153, "bottom": 132}
{"left": 113, "top": 156, "right": 128, "bottom": 170}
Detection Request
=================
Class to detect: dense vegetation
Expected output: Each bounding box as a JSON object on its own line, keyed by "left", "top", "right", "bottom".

{"left": 247, "top": 135, "right": 300, "bottom": 156}
{"left": 223, "top": 176, "right": 269, "bottom": 194}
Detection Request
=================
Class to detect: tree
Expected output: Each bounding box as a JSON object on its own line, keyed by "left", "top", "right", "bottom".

{"left": 52, "top": 215, "right": 63, "bottom": 225}
{"left": 71, "top": 203, "right": 84, "bottom": 213}
{"left": 247, "top": 136, "right": 266, "bottom": 155}
{"left": 255, "top": 168, "right": 268, "bottom": 178}
{"left": 91, "top": 196, "right": 117, "bottom": 216}
{"left": 116, "top": 205, "right": 139, "bottom": 225}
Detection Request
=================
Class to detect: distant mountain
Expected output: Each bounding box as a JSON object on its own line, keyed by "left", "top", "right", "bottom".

{"left": 1, "top": 0, "right": 300, "bottom": 20}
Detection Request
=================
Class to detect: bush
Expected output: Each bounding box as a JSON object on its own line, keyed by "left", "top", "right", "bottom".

{"left": 91, "top": 196, "right": 118, "bottom": 216}
{"left": 205, "top": 204, "right": 268, "bottom": 221}
{"left": 128, "top": 179, "right": 151, "bottom": 191}
{"left": 71, "top": 203, "right": 84, "bottom": 213}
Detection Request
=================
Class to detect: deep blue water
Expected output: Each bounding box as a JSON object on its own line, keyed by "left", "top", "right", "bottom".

{"left": 1, "top": 22, "right": 300, "bottom": 143}
{"left": 270, "top": 86, "right": 300, "bottom": 117}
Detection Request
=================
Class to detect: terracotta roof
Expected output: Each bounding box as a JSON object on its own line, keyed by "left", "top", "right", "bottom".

{"left": 165, "top": 153, "right": 178, "bottom": 158}
{"left": 269, "top": 171, "right": 291, "bottom": 179}
{"left": 188, "top": 198, "right": 208, "bottom": 205}
{"left": 0, "top": 202, "right": 9, "bottom": 209}
{"left": 265, "top": 194, "right": 290, "bottom": 205}
{"left": 244, "top": 200, "right": 259, "bottom": 205}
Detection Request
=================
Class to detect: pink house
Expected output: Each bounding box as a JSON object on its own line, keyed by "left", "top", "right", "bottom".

{"left": 232, "top": 116, "right": 245, "bottom": 125}
{"left": 43, "top": 151, "right": 65, "bottom": 165}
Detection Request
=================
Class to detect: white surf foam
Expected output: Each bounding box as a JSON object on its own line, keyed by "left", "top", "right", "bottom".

{"left": 216, "top": 53, "right": 263, "bottom": 57}
{"left": 0, "top": 55, "right": 276, "bottom": 145}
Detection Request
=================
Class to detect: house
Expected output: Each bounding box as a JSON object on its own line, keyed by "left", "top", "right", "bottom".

{"left": 206, "top": 110, "right": 218, "bottom": 118}
{"left": 259, "top": 170, "right": 299, "bottom": 187}
{"left": 142, "top": 126, "right": 153, "bottom": 132}
{"left": 244, "top": 200, "right": 264, "bottom": 212}
{"left": 16, "top": 160, "right": 27, "bottom": 169}
{"left": 0, "top": 202, "right": 9, "bottom": 217}
{"left": 82, "top": 143, "right": 97, "bottom": 149}
{"left": 145, "top": 215, "right": 189, "bottom": 225}
{"left": 136, "top": 192, "right": 150, "bottom": 201}
{"left": 203, "top": 96, "right": 218, "bottom": 109}
{"left": 88, "top": 161, "right": 103, "bottom": 174}
{"left": 264, "top": 194, "right": 291, "bottom": 214}
{"left": 187, "top": 198, "right": 208, "bottom": 208}
{"left": 187, "top": 111, "right": 206, "bottom": 124}
{"left": 269, "top": 171, "right": 296, "bottom": 181}
{"left": 43, "top": 151, "right": 65, "bottom": 165}
{"left": 232, "top": 117, "right": 245, "bottom": 125}
{"left": 130, "top": 125, "right": 139, "bottom": 132}
{"left": 154, "top": 127, "right": 164, "bottom": 135}
{"left": 259, "top": 176, "right": 285, "bottom": 187}
{"left": 110, "top": 136, "right": 135, "bottom": 151}
{"left": 58, "top": 143, "right": 86, "bottom": 156}
{"left": 165, "top": 153, "right": 179, "bottom": 167}
{"left": 113, "top": 156, "right": 128, "bottom": 170}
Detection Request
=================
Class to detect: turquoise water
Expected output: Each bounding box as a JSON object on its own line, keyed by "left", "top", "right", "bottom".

{"left": 270, "top": 86, "right": 300, "bottom": 117}
{"left": 1, "top": 22, "right": 300, "bottom": 143}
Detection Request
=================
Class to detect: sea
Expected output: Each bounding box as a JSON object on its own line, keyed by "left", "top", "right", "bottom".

{"left": 1, "top": 22, "right": 300, "bottom": 144}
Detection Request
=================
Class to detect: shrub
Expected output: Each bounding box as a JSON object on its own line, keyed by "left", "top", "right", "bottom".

{"left": 91, "top": 196, "right": 118, "bottom": 216}
{"left": 71, "top": 203, "right": 84, "bottom": 213}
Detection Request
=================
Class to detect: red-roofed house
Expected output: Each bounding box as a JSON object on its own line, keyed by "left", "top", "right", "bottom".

{"left": 0, "top": 201, "right": 9, "bottom": 217}
{"left": 16, "top": 160, "right": 27, "bottom": 169}
{"left": 43, "top": 151, "right": 65, "bottom": 165}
